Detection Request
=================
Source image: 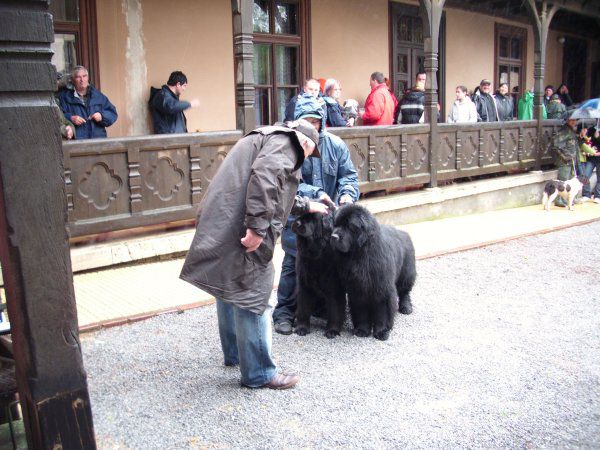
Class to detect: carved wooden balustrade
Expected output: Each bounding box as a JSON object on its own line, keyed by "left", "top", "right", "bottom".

{"left": 63, "top": 120, "right": 562, "bottom": 237}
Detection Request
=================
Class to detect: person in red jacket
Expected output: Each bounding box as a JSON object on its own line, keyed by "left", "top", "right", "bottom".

{"left": 360, "top": 72, "right": 396, "bottom": 126}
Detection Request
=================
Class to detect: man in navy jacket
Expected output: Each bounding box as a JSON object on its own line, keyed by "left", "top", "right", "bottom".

{"left": 149, "top": 71, "right": 200, "bottom": 134}
{"left": 59, "top": 66, "right": 118, "bottom": 139}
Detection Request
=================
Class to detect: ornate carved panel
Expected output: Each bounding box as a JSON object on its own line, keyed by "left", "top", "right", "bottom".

{"left": 541, "top": 127, "right": 556, "bottom": 160}
{"left": 481, "top": 129, "right": 500, "bottom": 166}
{"left": 522, "top": 128, "right": 537, "bottom": 160}
{"left": 140, "top": 148, "right": 190, "bottom": 210}
{"left": 405, "top": 134, "right": 429, "bottom": 175}
{"left": 71, "top": 153, "right": 130, "bottom": 219}
{"left": 437, "top": 132, "right": 456, "bottom": 169}
{"left": 196, "top": 144, "right": 230, "bottom": 200}
{"left": 458, "top": 131, "right": 479, "bottom": 168}
{"left": 344, "top": 137, "right": 369, "bottom": 182}
{"left": 504, "top": 128, "right": 519, "bottom": 162}
{"left": 374, "top": 136, "right": 400, "bottom": 180}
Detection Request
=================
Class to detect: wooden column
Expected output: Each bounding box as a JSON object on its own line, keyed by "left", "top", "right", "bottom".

{"left": 0, "top": 1, "right": 96, "bottom": 448}
{"left": 232, "top": 0, "right": 256, "bottom": 134}
{"left": 420, "top": 0, "right": 445, "bottom": 188}
{"left": 525, "top": 0, "right": 559, "bottom": 170}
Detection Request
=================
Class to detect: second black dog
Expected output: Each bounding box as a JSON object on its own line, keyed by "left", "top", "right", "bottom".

{"left": 331, "top": 204, "right": 416, "bottom": 340}
{"left": 293, "top": 211, "right": 346, "bottom": 338}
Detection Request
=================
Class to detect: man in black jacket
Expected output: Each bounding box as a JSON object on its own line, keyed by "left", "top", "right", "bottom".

{"left": 473, "top": 79, "right": 499, "bottom": 122}
{"left": 149, "top": 71, "right": 199, "bottom": 134}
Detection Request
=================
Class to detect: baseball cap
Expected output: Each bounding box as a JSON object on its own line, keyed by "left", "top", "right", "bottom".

{"left": 298, "top": 112, "right": 323, "bottom": 120}
{"left": 286, "top": 119, "right": 320, "bottom": 158}
{"left": 480, "top": 79, "right": 492, "bottom": 86}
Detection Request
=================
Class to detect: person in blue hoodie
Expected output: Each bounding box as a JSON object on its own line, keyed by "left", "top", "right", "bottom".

{"left": 273, "top": 93, "right": 359, "bottom": 335}
{"left": 59, "top": 65, "right": 118, "bottom": 139}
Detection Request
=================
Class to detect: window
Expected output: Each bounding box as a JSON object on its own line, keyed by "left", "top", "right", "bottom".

{"left": 50, "top": 0, "right": 100, "bottom": 86}
{"left": 252, "top": 0, "right": 308, "bottom": 125}
{"left": 495, "top": 24, "right": 526, "bottom": 117}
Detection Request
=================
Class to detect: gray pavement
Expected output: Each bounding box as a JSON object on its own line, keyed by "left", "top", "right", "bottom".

{"left": 82, "top": 222, "right": 600, "bottom": 449}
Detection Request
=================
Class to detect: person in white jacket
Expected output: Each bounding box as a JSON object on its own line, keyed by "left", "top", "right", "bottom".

{"left": 447, "top": 85, "right": 478, "bottom": 123}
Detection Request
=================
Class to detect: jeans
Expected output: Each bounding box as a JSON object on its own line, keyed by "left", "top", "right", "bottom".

{"left": 578, "top": 160, "right": 595, "bottom": 198}
{"left": 272, "top": 253, "right": 297, "bottom": 325}
{"left": 216, "top": 299, "right": 277, "bottom": 387}
{"left": 585, "top": 156, "right": 600, "bottom": 198}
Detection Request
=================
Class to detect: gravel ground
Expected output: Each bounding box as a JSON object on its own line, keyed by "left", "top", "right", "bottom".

{"left": 82, "top": 222, "right": 600, "bottom": 449}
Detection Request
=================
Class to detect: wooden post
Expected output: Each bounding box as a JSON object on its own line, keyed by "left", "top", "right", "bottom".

{"left": 420, "top": 0, "right": 445, "bottom": 188}
{"left": 0, "top": 1, "right": 96, "bottom": 448}
{"left": 232, "top": 0, "right": 256, "bottom": 134}
{"left": 525, "top": 0, "right": 559, "bottom": 170}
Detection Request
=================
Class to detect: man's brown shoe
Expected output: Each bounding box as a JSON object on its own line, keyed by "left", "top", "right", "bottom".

{"left": 264, "top": 371, "right": 299, "bottom": 390}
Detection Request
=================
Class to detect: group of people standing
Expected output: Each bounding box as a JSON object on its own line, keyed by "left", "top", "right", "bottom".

{"left": 55, "top": 67, "right": 200, "bottom": 140}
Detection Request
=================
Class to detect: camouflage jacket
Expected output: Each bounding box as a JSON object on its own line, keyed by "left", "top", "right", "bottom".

{"left": 550, "top": 125, "right": 578, "bottom": 163}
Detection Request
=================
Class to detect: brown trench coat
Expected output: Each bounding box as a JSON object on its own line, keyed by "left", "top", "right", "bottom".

{"left": 180, "top": 125, "right": 305, "bottom": 314}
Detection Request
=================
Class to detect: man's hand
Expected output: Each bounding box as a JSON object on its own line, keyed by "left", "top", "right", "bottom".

{"left": 89, "top": 112, "right": 102, "bottom": 122}
{"left": 71, "top": 115, "right": 86, "bottom": 125}
{"left": 318, "top": 192, "right": 336, "bottom": 209}
{"left": 190, "top": 99, "right": 200, "bottom": 108}
{"left": 308, "top": 201, "right": 329, "bottom": 214}
{"left": 241, "top": 228, "right": 263, "bottom": 252}
{"left": 339, "top": 194, "right": 353, "bottom": 205}
{"left": 65, "top": 125, "right": 74, "bottom": 140}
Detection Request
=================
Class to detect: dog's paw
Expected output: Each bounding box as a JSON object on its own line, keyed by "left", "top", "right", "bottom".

{"left": 399, "top": 302, "right": 413, "bottom": 315}
{"left": 324, "top": 329, "right": 340, "bottom": 339}
{"left": 373, "top": 329, "right": 390, "bottom": 341}
{"left": 295, "top": 326, "right": 310, "bottom": 336}
{"left": 354, "top": 328, "right": 370, "bottom": 338}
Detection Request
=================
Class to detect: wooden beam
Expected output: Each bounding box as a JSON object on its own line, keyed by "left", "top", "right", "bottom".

{"left": 0, "top": 1, "right": 96, "bottom": 448}
{"left": 231, "top": 0, "right": 256, "bottom": 134}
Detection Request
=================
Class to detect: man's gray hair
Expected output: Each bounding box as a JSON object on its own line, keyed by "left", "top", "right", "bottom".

{"left": 370, "top": 72, "right": 385, "bottom": 84}
{"left": 71, "top": 65, "right": 88, "bottom": 77}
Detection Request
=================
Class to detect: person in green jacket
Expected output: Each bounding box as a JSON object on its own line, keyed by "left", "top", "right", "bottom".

{"left": 517, "top": 90, "right": 547, "bottom": 120}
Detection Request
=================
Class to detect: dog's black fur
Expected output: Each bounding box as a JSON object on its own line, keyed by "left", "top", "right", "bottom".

{"left": 293, "top": 211, "right": 346, "bottom": 338}
{"left": 330, "top": 204, "right": 416, "bottom": 341}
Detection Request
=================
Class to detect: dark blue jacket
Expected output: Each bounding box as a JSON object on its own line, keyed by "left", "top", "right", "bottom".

{"left": 149, "top": 85, "right": 190, "bottom": 134}
{"left": 59, "top": 85, "right": 117, "bottom": 139}
{"left": 281, "top": 93, "right": 360, "bottom": 256}
{"left": 323, "top": 96, "right": 346, "bottom": 127}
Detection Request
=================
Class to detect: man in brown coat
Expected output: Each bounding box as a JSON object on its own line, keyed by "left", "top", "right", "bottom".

{"left": 180, "top": 119, "right": 327, "bottom": 389}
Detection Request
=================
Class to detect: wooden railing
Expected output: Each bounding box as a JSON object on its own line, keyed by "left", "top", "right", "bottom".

{"left": 63, "top": 120, "right": 562, "bottom": 237}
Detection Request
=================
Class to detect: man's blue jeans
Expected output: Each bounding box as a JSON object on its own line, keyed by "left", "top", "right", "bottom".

{"left": 272, "top": 253, "right": 297, "bottom": 325}
{"left": 578, "top": 160, "right": 595, "bottom": 198}
{"left": 216, "top": 299, "right": 277, "bottom": 387}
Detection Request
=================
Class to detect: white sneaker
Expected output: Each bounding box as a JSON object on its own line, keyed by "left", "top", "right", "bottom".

{"left": 594, "top": 198, "right": 600, "bottom": 204}
{"left": 582, "top": 197, "right": 591, "bottom": 202}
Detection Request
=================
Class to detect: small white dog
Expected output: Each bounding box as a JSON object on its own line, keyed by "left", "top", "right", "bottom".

{"left": 542, "top": 175, "right": 588, "bottom": 211}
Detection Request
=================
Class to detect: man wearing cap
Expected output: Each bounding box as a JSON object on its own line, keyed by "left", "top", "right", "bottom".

{"left": 473, "top": 79, "right": 499, "bottom": 122}
{"left": 180, "top": 119, "right": 326, "bottom": 390}
{"left": 273, "top": 92, "right": 359, "bottom": 335}
{"left": 550, "top": 117, "right": 579, "bottom": 206}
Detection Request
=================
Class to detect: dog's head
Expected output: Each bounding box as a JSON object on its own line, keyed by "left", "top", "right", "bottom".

{"left": 292, "top": 211, "right": 334, "bottom": 240}
{"left": 330, "top": 204, "right": 378, "bottom": 253}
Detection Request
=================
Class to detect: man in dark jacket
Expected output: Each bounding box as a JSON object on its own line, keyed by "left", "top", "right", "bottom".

{"left": 397, "top": 80, "right": 425, "bottom": 124}
{"left": 284, "top": 78, "right": 322, "bottom": 122}
{"left": 273, "top": 94, "right": 359, "bottom": 335}
{"left": 149, "top": 71, "right": 199, "bottom": 134}
{"left": 180, "top": 120, "right": 327, "bottom": 390}
{"left": 494, "top": 82, "right": 514, "bottom": 121}
{"left": 550, "top": 117, "right": 579, "bottom": 206}
{"left": 59, "top": 65, "right": 118, "bottom": 139}
{"left": 473, "top": 79, "right": 499, "bottom": 122}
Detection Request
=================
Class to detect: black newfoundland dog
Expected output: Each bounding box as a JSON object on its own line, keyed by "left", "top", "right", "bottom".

{"left": 292, "top": 211, "right": 346, "bottom": 338}
{"left": 330, "top": 204, "right": 416, "bottom": 340}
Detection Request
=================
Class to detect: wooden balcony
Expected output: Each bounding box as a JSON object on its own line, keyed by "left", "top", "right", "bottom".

{"left": 62, "top": 120, "right": 562, "bottom": 238}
